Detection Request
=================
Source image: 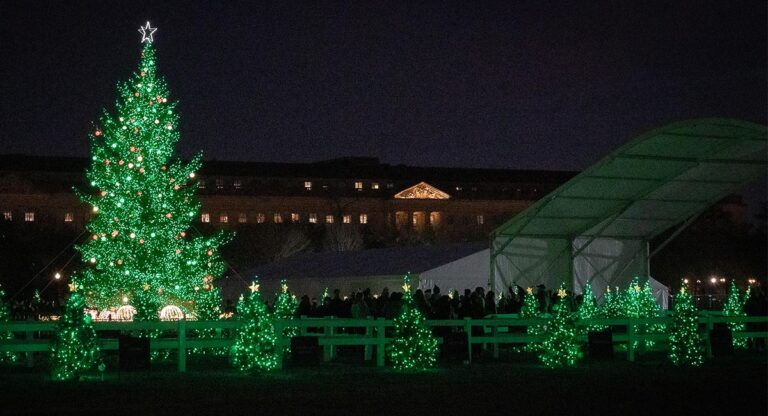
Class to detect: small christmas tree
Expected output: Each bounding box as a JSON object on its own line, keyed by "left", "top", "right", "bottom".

{"left": 49, "top": 284, "right": 103, "bottom": 380}
{"left": 538, "top": 286, "right": 582, "bottom": 368}
{"left": 231, "top": 281, "right": 279, "bottom": 372}
{"left": 668, "top": 286, "right": 704, "bottom": 367}
{"left": 388, "top": 274, "right": 438, "bottom": 370}
{"left": 722, "top": 280, "right": 747, "bottom": 349}
{"left": 602, "top": 286, "right": 625, "bottom": 319}
{"left": 576, "top": 283, "right": 606, "bottom": 332}
{"left": 0, "top": 285, "right": 18, "bottom": 364}
{"left": 192, "top": 287, "right": 225, "bottom": 355}
{"left": 273, "top": 279, "right": 299, "bottom": 340}
{"left": 520, "top": 287, "right": 544, "bottom": 351}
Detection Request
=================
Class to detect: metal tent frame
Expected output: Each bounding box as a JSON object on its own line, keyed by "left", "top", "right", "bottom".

{"left": 489, "top": 118, "right": 767, "bottom": 300}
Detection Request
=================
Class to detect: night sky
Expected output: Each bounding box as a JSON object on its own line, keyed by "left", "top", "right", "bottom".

{"left": 0, "top": 1, "right": 765, "bottom": 173}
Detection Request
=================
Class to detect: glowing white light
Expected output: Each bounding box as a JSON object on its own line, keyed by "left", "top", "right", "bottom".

{"left": 122, "top": 296, "right": 129, "bottom": 303}
{"left": 160, "top": 305, "right": 184, "bottom": 321}
{"left": 116, "top": 305, "right": 136, "bottom": 321}
{"left": 710, "top": 277, "right": 717, "bottom": 284}
{"left": 138, "top": 21, "right": 157, "bottom": 44}
{"left": 189, "top": 172, "right": 195, "bottom": 178}
{"left": 683, "top": 278, "right": 689, "bottom": 284}
{"left": 54, "top": 272, "right": 61, "bottom": 280}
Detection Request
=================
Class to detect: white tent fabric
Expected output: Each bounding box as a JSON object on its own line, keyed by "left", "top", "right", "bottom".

{"left": 490, "top": 119, "right": 766, "bottom": 307}
{"left": 417, "top": 248, "right": 490, "bottom": 293}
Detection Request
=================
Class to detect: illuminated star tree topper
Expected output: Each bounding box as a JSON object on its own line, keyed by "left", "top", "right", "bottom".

{"left": 138, "top": 21, "right": 157, "bottom": 44}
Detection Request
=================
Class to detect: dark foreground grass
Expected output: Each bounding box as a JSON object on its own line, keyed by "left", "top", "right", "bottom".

{"left": 1, "top": 352, "right": 765, "bottom": 416}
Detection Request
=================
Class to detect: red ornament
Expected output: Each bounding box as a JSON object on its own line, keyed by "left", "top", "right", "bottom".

{"left": 130, "top": 146, "right": 136, "bottom": 152}
{"left": 117, "top": 259, "right": 123, "bottom": 265}
{"left": 175, "top": 249, "right": 181, "bottom": 254}
{"left": 118, "top": 160, "right": 124, "bottom": 166}
{"left": 180, "top": 231, "right": 186, "bottom": 237}
{"left": 94, "top": 130, "right": 102, "bottom": 136}
{"left": 104, "top": 159, "right": 110, "bottom": 165}
{"left": 137, "top": 191, "right": 142, "bottom": 196}
{"left": 166, "top": 213, "right": 172, "bottom": 218}
{"left": 139, "top": 239, "right": 145, "bottom": 244}
{"left": 134, "top": 92, "right": 139, "bottom": 97}
{"left": 141, "top": 71, "right": 146, "bottom": 77}
{"left": 207, "top": 250, "right": 213, "bottom": 256}
{"left": 161, "top": 166, "right": 167, "bottom": 170}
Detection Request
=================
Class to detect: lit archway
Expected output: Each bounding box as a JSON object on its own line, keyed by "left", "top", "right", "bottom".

{"left": 159, "top": 305, "right": 185, "bottom": 321}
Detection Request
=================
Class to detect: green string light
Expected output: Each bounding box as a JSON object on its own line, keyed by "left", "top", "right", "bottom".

{"left": 73, "top": 31, "right": 230, "bottom": 314}
{"left": 722, "top": 280, "right": 749, "bottom": 349}
{"left": 231, "top": 281, "right": 280, "bottom": 372}
{"left": 668, "top": 285, "right": 704, "bottom": 367}
{"left": 387, "top": 274, "right": 438, "bottom": 370}
{"left": 537, "top": 285, "right": 582, "bottom": 368}
{"left": 49, "top": 292, "right": 103, "bottom": 380}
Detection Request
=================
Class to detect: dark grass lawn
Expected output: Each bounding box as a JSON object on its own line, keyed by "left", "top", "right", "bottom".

{"left": 1, "top": 351, "right": 765, "bottom": 416}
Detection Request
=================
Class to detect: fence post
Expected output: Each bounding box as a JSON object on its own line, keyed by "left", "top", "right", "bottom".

{"left": 323, "top": 317, "right": 334, "bottom": 362}
{"left": 627, "top": 318, "right": 635, "bottom": 362}
{"left": 25, "top": 329, "right": 34, "bottom": 368}
{"left": 177, "top": 319, "right": 186, "bottom": 373}
{"left": 492, "top": 318, "right": 499, "bottom": 359}
{"left": 376, "top": 318, "right": 386, "bottom": 367}
{"left": 705, "top": 312, "right": 714, "bottom": 358}
{"left": 464, "top": 317, "right": 472, "bottom": 364}
{"left": 364, "top": 316, "right": 373, "bottom": 361}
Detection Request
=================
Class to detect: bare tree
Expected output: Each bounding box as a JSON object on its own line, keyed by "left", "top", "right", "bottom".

{"left": 273, "top": 227, "right": 312, "bottom": 261}
{"left": 323, "top": 224, "right": 363, "bottom": 252}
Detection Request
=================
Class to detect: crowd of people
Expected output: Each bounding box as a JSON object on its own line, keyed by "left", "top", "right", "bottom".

{"left": 294, "top": 285, "right": 591, "bottom": 320}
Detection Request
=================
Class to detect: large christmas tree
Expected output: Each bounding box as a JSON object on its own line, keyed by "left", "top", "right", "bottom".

{"left": 74, "top": 23, "right": 229, "bottom": 312}
{"left": 0, "top": 285, "right": 17, "bottom": 364}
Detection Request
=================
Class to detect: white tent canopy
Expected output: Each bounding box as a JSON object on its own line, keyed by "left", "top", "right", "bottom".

{"left": 490, "top": 118, "right": 767, "bottom": 306}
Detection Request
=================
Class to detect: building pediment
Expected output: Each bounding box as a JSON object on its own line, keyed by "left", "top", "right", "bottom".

{"left": 394, "top": 182, "right": 450, "bottom": 200}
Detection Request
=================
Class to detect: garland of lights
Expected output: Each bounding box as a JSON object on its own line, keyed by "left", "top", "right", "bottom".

{"left": 722, "top": 281, "right": 749, "bottom": 349}
{"left": 668, "top": 285, "right": 704, "bottom": 366}
{"left": 231, "top": 281, "right": 280, "bottom": 372}
{"left": 49, "top": 286, "right": 103, "bottom": 380}
{"left": 72, "top": 22, "right": 230, "bottom": 313}
{"left": 387, "top": 274, "right": 439, "bottom": 370}
{"left": 537, "top": 286, "right": 582, "bottom": 368}
{"left": 192, "top": 287, "right": 226, "bottom": 356}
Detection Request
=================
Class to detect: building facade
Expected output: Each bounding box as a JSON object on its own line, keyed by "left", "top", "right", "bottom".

{"left": 0, "top": 155, "right": 576, "bottom": 243}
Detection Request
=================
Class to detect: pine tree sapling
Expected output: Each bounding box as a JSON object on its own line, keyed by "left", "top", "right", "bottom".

{"left": 192, "top": 287, "right": 225, "bottom": 355}
{"left": 668, "top": 286, "right": 704, "bottom": 367}
{"left": 50, "top": 286, "right": 103, "bottom": 380}
{"left": 538, "top": 286, "right": 582, "bottom": 368}
{"left": 576, "top": 283, "right": 606, "bottom": 332}
{"left": 603, "top": 286, "right": 625, "bottom": 320}
{"left": 231, "top": 281, "right": 279, "bottom": 372}
{"left": 722, "top": 280, "right": 747, "bottom": 349}
{"left": 388, "top": 274, "right": 438, "bottom": 370}
{"left": 75, "top": 24, "right": 230, "bottom": 311}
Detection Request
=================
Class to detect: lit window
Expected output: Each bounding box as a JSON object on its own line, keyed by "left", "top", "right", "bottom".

{"left": 476, "top": 215, "right": 484, "bottom": 225}
{"left": 216, "top": 179, "right": 224, "bottom": 190}
{"left": 24, "top": 212, "right": 34, "bottom": 222}
{"left": 354, "top": 181, "right": 363, "bottom": 191}
{"left": 309, "top": 213, "right": 318, "bottom": 224}
{"left": 256, "top": 213, "right": 265, "bottom": 223}
{"left": 274, "top": 213, "right": 283, "bottom": 223}
{"left": 219, "top": 213, "right": 228, "bottom": 223}
{"left": 201, "top": 213, "right": 210, "bottom": 223}
{"left": 412, "top": 215, "right": 418, "bottom": 226}
{"left": 343, "top": 215, "right": 351, "bottom": 224}
{"left": 359, "top": 213, "right": 368, "bottom": 224}
{"left": 64, "top": 212, "right": 74, "bottom": 222}
{"left": 371, "top": 183, "right": 379, "bottom": 190}
{"left": 291, "top": 213, "right": 300, "bottom": 223}
{"left": 455, "top": 186, "right": 463, "bottom": 191}
{"left": 198, "top": 180, "right": 206, "bottom": 189}
{"left": 325, "top": 215, "right": 334, "bottom": 224}
{"left": 233, "top": 180, "right": 242, "bottom": 190}
{"left": 3, "top": 211, "right": 12, "bottom": 221}
{"left": 386, "top": 183, "right": 394, "bottom": 189}
{"left": 238, "top": 213, "right": 247, "bottom": 223}
{"left": 304, "top": 181, "right": 312, "bottom": 190}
